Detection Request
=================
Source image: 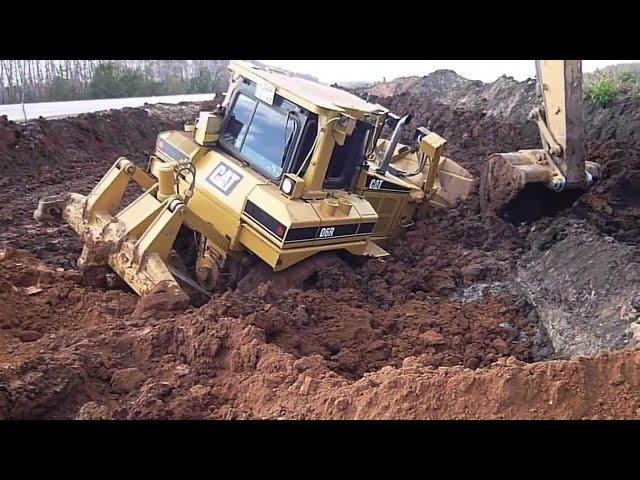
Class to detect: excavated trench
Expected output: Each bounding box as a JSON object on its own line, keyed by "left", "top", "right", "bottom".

{"left": 1, "top": 97, "right": 639, "bottom": 419}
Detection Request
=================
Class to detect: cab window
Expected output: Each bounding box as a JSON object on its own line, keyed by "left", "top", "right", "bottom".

{"left": 222, "top": 92, "right": 297, "bottom": 179}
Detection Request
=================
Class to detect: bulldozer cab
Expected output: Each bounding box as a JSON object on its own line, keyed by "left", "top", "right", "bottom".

{"left": 34, "top": 60, "right": 475, "bottom": 304}
{"left": 220, "top": 61, "right": 389, "bottom": 197}
{"left": 217, "top": 70, "right": 370, "bottom": 193}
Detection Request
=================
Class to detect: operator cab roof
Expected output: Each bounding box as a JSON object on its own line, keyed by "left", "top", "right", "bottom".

{"left": 229, "top": 60, "right": 389, "bottom": 118}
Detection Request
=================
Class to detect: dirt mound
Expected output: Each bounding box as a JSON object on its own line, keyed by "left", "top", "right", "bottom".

{"left": 584, "top": 96, "right": 640, "bottom": 151}
{"left": 378, "top": 94, "right": 539, "bottom": 177}
{"left": 0, "top": 248, "right": 139, "bottom": 419}
{"left": 364, "top": 70, "right": 538, "bottom": 125}
{"left": 0, "top": 102, "right": 215, "bottom": 177}
{"left": 3, "top": 248, "right": 636, "bottom": 420}
{"left": 7, "top": 291, "right": 637, "bottom": 420}
{"left": 373, "top": 71, "right": 640, "bottom": 151}
{"left": 574, "top": 140, "right": 640, "bottom": 242}
{"left": 518, "top": 219, "right": 640, "bottom": 357}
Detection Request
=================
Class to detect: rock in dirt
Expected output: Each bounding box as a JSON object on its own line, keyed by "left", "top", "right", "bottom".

{"left": 421, "top": 330, "right": 446, "bottom": 345}
{"left": 13, "top": 330, "right": 43, "bottom": 342}
{"left": 293, "top": 355, "right": 327, "bottom": 373}
{"left": 110, "top": 367, "right": 146, "bottom": 394}
{"left": 76, "top": 401, "right": 112, "bottom": 420}
{"left": 517, "top": 219, "right": 640, "bottom": 357}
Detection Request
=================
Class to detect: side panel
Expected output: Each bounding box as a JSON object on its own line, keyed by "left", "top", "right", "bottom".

{"left": 360, "top": 191, "right": 407, "bottom": 238}
{"left": 356, "top": 169, "right": 412, "bottom": 239}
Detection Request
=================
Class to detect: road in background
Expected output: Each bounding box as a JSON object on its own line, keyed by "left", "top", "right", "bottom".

{"left": 0, "top": 93, "right": 216, "bottom": 122}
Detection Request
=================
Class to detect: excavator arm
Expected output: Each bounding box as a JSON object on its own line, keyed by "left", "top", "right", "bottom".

{"left": 533, "top": 60, "right": 591, "bottom": 189}
{"left": 479, "top": 60, "right": 601, "bottom": 220}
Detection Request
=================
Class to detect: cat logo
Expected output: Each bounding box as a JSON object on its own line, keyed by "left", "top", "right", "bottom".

{"left": 368, "top": 178, "right": 383, "bottom": 190}
{"left": 207, "top": 162, "right": 243, "bottom": 195}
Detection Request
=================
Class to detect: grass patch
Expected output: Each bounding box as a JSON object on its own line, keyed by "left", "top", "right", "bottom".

{"left": 585, "top": 77, "right": 617, "bottom": 108}
{"left": 584, "top": 66, "right": 640, "bottom": 108}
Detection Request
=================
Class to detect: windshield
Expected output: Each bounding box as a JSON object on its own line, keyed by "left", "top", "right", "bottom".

{"left": 222, "top": 92, "right": 296, "bottom": 179}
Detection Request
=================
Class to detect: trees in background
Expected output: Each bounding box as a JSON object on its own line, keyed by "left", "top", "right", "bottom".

{"left": 0, "top": 60, "right": 229, "bottom": 104}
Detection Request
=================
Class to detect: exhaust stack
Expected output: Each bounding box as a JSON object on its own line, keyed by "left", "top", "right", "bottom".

{"left": 378, "top": 114, "right": 412, "bottom": 174}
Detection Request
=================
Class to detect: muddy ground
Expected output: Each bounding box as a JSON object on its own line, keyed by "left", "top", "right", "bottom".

{"left": 1, "top": 91, "right": 639, "bottom": 419}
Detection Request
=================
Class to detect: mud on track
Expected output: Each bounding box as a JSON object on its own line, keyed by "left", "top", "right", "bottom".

{"left": 1, "top": 98, "right": 639, "bottom": 419}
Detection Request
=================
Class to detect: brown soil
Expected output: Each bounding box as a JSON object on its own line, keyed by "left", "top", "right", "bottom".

{"left": 2, "top": 249, "right": 639, "bottom": 420}
{"left": 1, "top": 94, "right": 639, "bottom": 420}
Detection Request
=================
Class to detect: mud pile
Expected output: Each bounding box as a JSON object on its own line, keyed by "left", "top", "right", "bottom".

{"left": 0, "top": 102, "right": 216, "bottom": 177}
{"left": 373, "top": 71, "right": 640, "bottom": 150}
{"left": 195, "top": 206, "right": 543, "bottom": 380}
{"left": 364, "top": 70, "right": 538, "bottom": 125}
{"left": 377, "top": 87, "right": 640, "bottom": 361}
{"left": 518, "top": 219, "right": 640, "bottom": 358}
{"left": 576, "top": 140, "right": 640, "bottom": 242}
{"left": 378, "top": 95, "right": 539, "bottom": 177}
{"left": 0, "top": 248, "right": 138, "bottom": 419}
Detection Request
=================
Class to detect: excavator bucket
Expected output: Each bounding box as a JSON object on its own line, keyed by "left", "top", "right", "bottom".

{"left": 479, "top": 150, "right": 601, "bottom": 223}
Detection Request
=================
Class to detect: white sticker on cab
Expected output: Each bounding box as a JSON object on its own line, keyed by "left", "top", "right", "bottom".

{"left": 256, "top": 81, "right": 276, "bottom": 105}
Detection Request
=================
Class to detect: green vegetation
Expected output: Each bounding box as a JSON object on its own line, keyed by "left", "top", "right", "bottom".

{"left": 585, "top": 77, "right": 617, "bottom": 108}
{"left": 618, "top": 68, "right": 635, "bottom": 84}
{"left": 89, "top": 63, "right": 221, "bottom": 99}
{"left": 90, "top": 63, "right": 161, "bottom": 99}
{"left": 584, "top": 64, "right": 640, "bottom": 108}
{"left": 0, "top": 60, "right": 228, "bottom": 104}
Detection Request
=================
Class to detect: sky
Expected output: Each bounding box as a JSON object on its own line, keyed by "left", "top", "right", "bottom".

{"left": 259, "top": 60, "right": 640, "bottom": 84}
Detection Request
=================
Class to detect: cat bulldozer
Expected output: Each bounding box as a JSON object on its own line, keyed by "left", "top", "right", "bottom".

{"left": 34, "top": 60, "right": 475, "bottom": 304}
{"left": 480, "top": 60, "right": 601, "bottom": 221}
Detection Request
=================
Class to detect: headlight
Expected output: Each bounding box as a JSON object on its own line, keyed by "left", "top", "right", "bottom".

{"left": 281, "top": 177, "right": 294, "bottom": 195}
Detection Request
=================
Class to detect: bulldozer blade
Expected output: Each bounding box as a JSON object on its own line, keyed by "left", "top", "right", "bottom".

{"left": 430, "top": 156, "right": 476, "bottom": 208}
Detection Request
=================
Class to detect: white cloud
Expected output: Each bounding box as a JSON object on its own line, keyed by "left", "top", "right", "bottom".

{"left": 259, "top": 60, "right": 640, "bottom": 84}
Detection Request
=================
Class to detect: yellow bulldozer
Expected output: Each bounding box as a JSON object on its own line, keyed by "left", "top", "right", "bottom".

{"left": 34, "top": 60, "right": 475, "bottom": 304}
{"left": 34, "top": 59, "right": 599, "bottom": 305}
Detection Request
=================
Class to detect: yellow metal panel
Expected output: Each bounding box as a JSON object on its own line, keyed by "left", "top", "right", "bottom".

{"left": 538, "top": 60, "right": 567, "bottom": 150}
{"left": 133, "top": 202, "right": 184, "bottom": 263}
{"left": 114, "top": 188, "right": 164, "bottom": 239}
